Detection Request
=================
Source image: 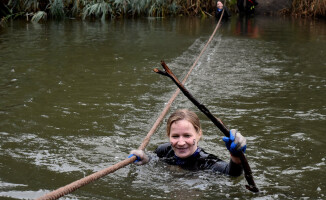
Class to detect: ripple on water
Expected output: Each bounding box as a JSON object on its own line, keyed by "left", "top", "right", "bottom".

{"left": 1, "top": 17, "right": 326, "bottom": 199}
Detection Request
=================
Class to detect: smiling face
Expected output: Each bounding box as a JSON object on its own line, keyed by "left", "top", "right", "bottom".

{"left": 169, "top": 119, "right": 202, "bottom": 158}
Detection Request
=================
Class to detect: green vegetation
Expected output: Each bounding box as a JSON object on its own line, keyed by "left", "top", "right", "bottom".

{"left": 0, "top": 0, "right": 217, "bottom": 24}
{"left": 1, "top": 0, "right": 325, "bottom": 28}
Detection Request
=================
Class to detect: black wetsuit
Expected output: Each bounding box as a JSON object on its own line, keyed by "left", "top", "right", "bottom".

{"left": 215, "top": 6, "right": 231, "bottom": 21}
{"left": 155, "top": 143, "right": 243, "bottom": 177}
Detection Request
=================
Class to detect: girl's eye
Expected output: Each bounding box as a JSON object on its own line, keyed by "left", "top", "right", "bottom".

{"left": 171, "top": 135, "right": 179, "bottom": 138}
{"left": 184, "top": 135, "right": 191, "bottom": 138}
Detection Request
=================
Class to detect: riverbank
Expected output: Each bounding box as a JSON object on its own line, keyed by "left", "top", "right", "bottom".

{"left": 0, "top": 0, "right": 325, "bottom": 27}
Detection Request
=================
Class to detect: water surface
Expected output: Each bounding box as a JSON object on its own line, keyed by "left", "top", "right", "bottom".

{"left": 0, "top": 16, "right": 325, "bottom": 199}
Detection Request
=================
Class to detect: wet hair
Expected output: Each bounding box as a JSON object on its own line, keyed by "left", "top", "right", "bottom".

{"left": 166, "top": 109, "right": 201, "bottom": 137}
{"left": 217, "top": 0, "right": 223, "bottom": 6}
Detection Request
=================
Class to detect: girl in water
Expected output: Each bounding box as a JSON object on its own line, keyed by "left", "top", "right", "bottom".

{"left": 129, "top": 109, "right": 247, "bottom": 176}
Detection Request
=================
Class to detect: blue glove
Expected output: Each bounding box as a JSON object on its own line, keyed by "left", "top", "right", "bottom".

{"left": 128, "top": 150, "right": 149, "bottom": 165}
{"left": 223, "top": 129, "right": 247, "bottom": 156}
{"left": 128, "top": 154, "right": 141, "bottom": 163}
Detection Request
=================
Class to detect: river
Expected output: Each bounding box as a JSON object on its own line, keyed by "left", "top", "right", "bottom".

{"left": 0, "top": 16, "right": 325, "bottom": 199}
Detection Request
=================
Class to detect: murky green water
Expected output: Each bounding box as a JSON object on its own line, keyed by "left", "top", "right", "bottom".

{"left": 1, "top": 16, "right": 325, "bottom": 199}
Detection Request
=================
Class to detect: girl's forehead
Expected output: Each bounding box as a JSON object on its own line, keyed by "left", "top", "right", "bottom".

{"left": 172, "top": 119, "right": 192, "bottom": 126}
{"left": 171, "top": 120, "right": 196, "bottom": 131}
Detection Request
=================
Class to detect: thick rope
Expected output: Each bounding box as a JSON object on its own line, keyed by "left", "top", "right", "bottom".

{"left": 36, "top": 5, "right": 225, "bottom": 200}
{"left": 139, "top": 6, "right": 225, "bottom": 150}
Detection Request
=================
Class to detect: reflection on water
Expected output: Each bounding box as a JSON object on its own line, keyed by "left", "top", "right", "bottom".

{"left": 1, "top": 16, "right": 326, "bottom": 199}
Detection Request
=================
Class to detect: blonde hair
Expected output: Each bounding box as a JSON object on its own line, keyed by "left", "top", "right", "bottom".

{"left": 166, "top": 109, "right": 201, "bottom": 137}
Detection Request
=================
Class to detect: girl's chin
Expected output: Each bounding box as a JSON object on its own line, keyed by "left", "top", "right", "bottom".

{"left": 175, "top": 150, "right": 191, "bottom": 158}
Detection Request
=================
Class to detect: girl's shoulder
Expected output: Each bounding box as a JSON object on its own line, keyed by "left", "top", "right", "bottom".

{"left": 155, "top": 143, "right": 173, "bottom": 158}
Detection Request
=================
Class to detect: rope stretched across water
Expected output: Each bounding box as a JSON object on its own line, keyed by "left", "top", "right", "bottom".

{"left": 36, "top": 6, "right": 225, "bottom": 200}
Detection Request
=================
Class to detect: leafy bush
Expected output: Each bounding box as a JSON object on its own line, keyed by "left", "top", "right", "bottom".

{"left": 1, "top": 0, "right": 325, "bottom": 24}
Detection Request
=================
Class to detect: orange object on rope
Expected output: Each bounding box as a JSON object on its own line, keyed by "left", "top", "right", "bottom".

{"left": 36, "top": 5, "right": 225, "bottom": 200}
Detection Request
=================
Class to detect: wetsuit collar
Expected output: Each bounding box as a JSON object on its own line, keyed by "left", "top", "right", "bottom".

{"left": 174, "top": 147, "right": 201, "bottom": 165}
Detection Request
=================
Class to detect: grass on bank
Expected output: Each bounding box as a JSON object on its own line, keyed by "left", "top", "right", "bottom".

{"left": 292, "top": 0, "right": 326, "bottom": 17}
{"left": 1, "top": 0, "right": 325, "bottom": 28}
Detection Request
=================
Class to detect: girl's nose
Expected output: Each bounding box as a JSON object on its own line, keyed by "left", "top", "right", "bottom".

{"left": 177, "top": 138, "right": 186, "bottom": 145}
